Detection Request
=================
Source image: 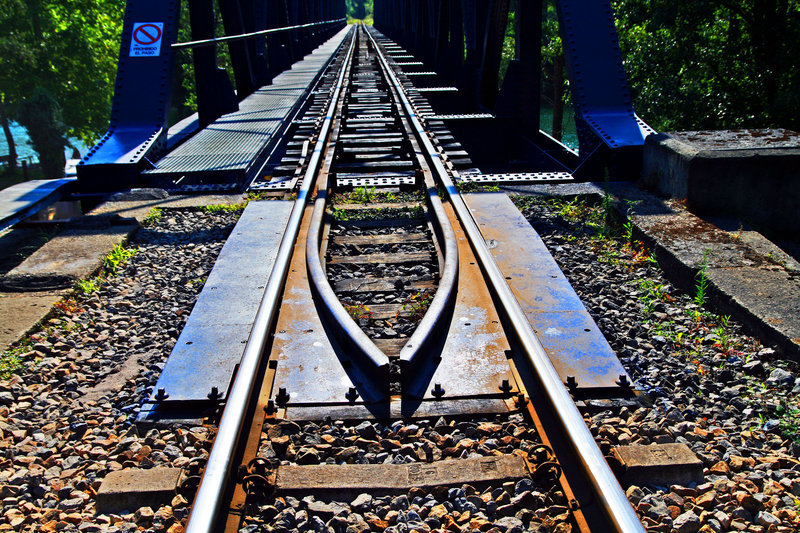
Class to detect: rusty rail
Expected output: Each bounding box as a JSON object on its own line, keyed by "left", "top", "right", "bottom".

{"left": 364, "top": 26, "right": 646, "bottom": 533}
{"left": 183, "top": 27, "right": 357, "bottom": 533}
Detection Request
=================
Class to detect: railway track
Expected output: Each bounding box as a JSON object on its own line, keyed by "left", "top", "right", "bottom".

{"left": 183, "top": 25, "right": 645, "bottom": 533}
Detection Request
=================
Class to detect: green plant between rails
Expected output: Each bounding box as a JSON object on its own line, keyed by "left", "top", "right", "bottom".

{"left": 695, "top": 249, "right": 711, "bottom": 308}
{"left": 401, "top": 290, "right": 435, "bottom": 321}
{"left": 332, "top": 205, "right": 424, "bottom": 222}
{"left": 344, "top": 303, "right": 373, "bottom": 322}
{"left": 335, "top": 188, "right": 420, "bottom": 204}
{"left": 142, "top": 207, "right": 163, "bottom": 226}
{"left": 352, "top": 186, "right": 377, "bottom": 204}
{"left": 104, "top": 243, "right": 137, "bottom": 275}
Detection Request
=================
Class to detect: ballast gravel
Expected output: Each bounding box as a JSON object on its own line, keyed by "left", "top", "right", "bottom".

{"left": 327, "top": 222, "right": 438, "bottom": 340}
{"left": 242, "top": 415, "right": 570, "bottom": 533}
{"left": 518, "top": 197, "right": 800, "bottom": 533}
{"left": 0, "top": 209, "right": 234, "bottom": 532}
{"left": 1, "top": 197, "right": 798, "bottom": 533}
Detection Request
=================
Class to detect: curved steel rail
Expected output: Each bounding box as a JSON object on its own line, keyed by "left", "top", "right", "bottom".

{"left": 183, "top": 28, "right": 357, "bottom": 533}
{"left": 306, "top": 26, "right": 459, "bottom": 380}
{"left": 305, "top": 29, "right": 390, "bottom": 377}
{"left": 365, "top": 27, "right": 645, "bottom": 533}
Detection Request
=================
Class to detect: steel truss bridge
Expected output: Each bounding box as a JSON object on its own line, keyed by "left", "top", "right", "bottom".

{"left": 76, "top": 0, "right": 653, "bottom": 195}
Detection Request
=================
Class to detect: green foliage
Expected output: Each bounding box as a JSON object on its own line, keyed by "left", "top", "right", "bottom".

{"left": 714, "top": 315, "right": 734, "bottom": 352}
{"left": 613, "top": 0, "right": 800, "bottom": 131}
{"left": 351, "top": 186, "right": 376, "bottom": 204}
{"left": 344, "top": 302, "right": 372, "bottom": 321}
{"left": 143, "top": 207, "right": 163, "bottom": 226}
{"left": 0, "top": 0, "right": 125, "bottom": 150}
{"left": 777, "top": 399, "right": 800, "bottom": 443}
{"left": 694, "top": 250, "right": 711, "bottom": 308}
{"left": 75, "top": 277, "right": 103, "bottom": 295}
{"left": 346, "top": 0, "right": 373, "bottom": 22}
{"left": 0, "top": 342, "right": 29, "bottom": 379}
{"left": 636, "top": 279, "right": 669, "bottom": 316}
{"left": 103, "top": 243, "right": 136, "bottom": 275}
{"left": 332, "top": 205, "right": 423, "bottom": 222}
{"left": 200, "top": 202, "right": 248, "bottom": 213}
{"left": 457, "top": 181, "right": 501, "bottom": 193}
{"left": 16, "top": 88, "right": 68, "bottom": 178}
{"left": 401, "top": 290, "right": 434, "bottom": 321}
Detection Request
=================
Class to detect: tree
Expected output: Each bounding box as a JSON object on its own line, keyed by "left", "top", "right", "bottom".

{"left": 346, "top": 0, "right": 373, "bottom": 22}
{"left": 1, "top": 94, "right": 18, "bottom": 173}
{"left": 0, "top": 0, "right": 124, "bottom": 177}
{"left": 612, "top": 0, "right": 800, "bottom": 131}
{"left": 17, "top": 89, "right": 67, "bottom": 178}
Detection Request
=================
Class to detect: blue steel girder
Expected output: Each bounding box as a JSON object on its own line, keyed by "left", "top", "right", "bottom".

{"left": 555, "top": 0, "right": 650, "bottom": 158}
{"left": 373, "top": 0, "right": 651, "bottom": 175}
{"left": 78, "top": 0, "right": 346, "bottom": 194}
{"left": 76, "top": 0, "right": 180, "bottom": 193}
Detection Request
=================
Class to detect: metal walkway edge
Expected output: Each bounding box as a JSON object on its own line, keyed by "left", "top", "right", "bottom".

{"left": 142, "top": 26, "right": 352, "bottom": 190}
{"left": 464, "top": 192, "right": 632, "bottom": 396}
{"left": 138, "top": 200, "right": 294, "bottom": 423}
{"left": 0, "top": 178, "right": 77, "bottom": 233}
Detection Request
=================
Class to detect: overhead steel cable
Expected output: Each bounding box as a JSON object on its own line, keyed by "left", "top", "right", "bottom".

{"left": 171, "top": 18, "right": 346, "bottom": 50}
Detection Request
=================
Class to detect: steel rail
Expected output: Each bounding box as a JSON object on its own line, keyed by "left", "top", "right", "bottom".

{"left": 370, "top": 39, "right": 460, "bottom": 370}
{"left": 305, "top": 26, "right": 459, "bottom": 378}
{"left": 365, "top": 27, "right": 645, "bottom": 533}
{"left": 171, "top": 18, "right": 347, "bottom": 49}
{"left": 305, "top": 28, "right": 389, "bottom": 376}
{"left": 183, "top": 27, "right": 356, "bottom": 533}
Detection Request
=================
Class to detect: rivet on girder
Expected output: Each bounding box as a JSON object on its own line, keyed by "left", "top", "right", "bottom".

{"left": 154, "top": 388, "right": 169, "bottom": 402}
{"left": 616, "top": 374, "right": 632, "bottom": 390}
{"left": 275, "top": 388, "right": 290, "bottom": 407}
{"left": 345, "top": 387, "right": 359, "bottom": 403}
{"left": 499, "top": 379, "right": 513, "bottom": 396}
{"left": 264, "top": 399, "right": 276, "bottom": 415}
{"left": 431, "top": 383, "right": 445, "bottom": 398}
{"left": 566, "top": 376, "right": 578, "bottom": 391}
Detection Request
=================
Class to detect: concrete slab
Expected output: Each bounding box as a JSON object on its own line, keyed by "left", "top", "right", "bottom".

{"left": 276, "top": 455, "right": 527, "bottom": 493}
{"left": 612, "top": 443, "right": 703, "bottom": 487}
{"left": 2, "top": 220, "right": 137, "bottom": 288}
{"left": 92, "top": 190, "right": 247, "bottom": 223}
{"left": 0, "top": 178, "right": 77, "bottom": 232}
{"left": 609, "top": 182, "right": 800, "bottom": 359}
{"left": 96, "top": 467, "right": 182, "bottom": 514}
{"left": 0, "top": 191, "right": 247, "bottom": 351}
{"left": 642, "top": 129, "right": 800, "bottom": 233}
{"left": 0, "top": 291, "right": 67, "bottom": 349}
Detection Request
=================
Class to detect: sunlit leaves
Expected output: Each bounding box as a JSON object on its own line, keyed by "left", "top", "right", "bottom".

{"left": 612, "top": 0, "right": 800, "bottom": 131}
{"left": 0, "top": 0, "right": 124, "bottom": 145}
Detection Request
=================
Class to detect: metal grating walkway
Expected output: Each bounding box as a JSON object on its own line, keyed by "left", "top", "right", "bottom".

{"left": 144, "top": 26, "right": 351, "bottom": 188}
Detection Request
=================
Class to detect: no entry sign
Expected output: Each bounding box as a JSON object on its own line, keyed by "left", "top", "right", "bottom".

{"left": 130, "top": 23, "right": 164, "bottom": 57}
